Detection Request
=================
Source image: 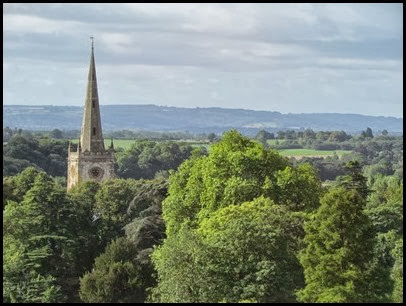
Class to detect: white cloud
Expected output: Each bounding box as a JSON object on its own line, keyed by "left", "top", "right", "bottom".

{"left": 181, "top": 3, "right": 257, "bottom": 35}
{"left": 98, "top": 32, "right": 139, "bottom": 55}
{"left": 123, "top": 3, "right": 257, "bottom": 36}
{"left": 318, "top": 4, "right": 364, "bottom": 25}
{"left": 3, "top": 13, "right": 82, "bottom": 34}
{"left": 210, "top": 91, "right": 220, "bottom": 100}
{"left": 248, "top": 42, "right": 311, "bottom": 58}
{"left": 123, "top": 3, "right": 194, "bottom": 17}
{"left": 316, "top": 57, "right": 401, "bottom": 70}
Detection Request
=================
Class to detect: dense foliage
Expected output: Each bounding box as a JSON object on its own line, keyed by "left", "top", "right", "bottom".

{"left": 3, "top": 168, "right": 168, "bottom": 303}
{"left": 3, "top": 134, "right": 68, "bottom": 177}
{"left": 297, "top": 186, "right": 374, "bottom": 302}
{"left": 3, "top": 131, "right": 199, "bottom": 181}
{"left": 4, "top": 171, "right": 79, "bottom": 302}
{"left": 151, "top": 197, "right": 305, "bottom": 303}
{"left": 115, "top": 140, "right": 196, "bottom": 179}
{"left": 79, "top": 179, "right": 167, "bottom": 303}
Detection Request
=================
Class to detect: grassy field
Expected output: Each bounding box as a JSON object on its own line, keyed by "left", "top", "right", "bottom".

{"left": 69, "top": 139, "right": 351, "bottom": 158}
{"left": 70, "top": 139, "right": 137, "bottom": 150}
{"left": 108, "top": 139, "right": 137, "bottom": 150}
{"left": 190, "top": 143, "right": 212, "bottom": 151}
{"left": 69, "top": 139, "right": 210, "bottom": 151}
{"left": 266, "top": 139, "right": 286, "bottom": 145}
{"left": 278, "top": 149, "right": 351, "bottom": 158}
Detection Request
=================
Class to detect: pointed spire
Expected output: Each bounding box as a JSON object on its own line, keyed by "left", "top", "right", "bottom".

{"left": 80, "top": 37, "right": 105, "bottom": 152}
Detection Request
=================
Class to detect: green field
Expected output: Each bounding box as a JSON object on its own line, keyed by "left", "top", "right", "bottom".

{"left": 190, "top": 143, "right": 211, "bottom": 151}
{"left": 69, "top": 139, "right": 351, "bottom": 158}
{"left": 191, "top": 144, "right": 351, "bottom": 158}
{"left": 107, "top": 139, "right": 137, "bottom": 150}
{"left": 69, "top": 139, "right": 211, "bottom": 151}
{"left": 278, "top": 149, "right": 351, "bottom": 157}
{"left": 266, "top": 139, "right": 286, "bottom": 145}
{"left": 70, "top": 139, "right": 137, "bottom": 150}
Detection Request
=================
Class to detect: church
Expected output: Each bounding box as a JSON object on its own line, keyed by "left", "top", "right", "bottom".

{"left": 67, "top": 39, "right": 115, "bottom": 190}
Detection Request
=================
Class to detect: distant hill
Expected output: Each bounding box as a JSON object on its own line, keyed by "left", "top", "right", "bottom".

{"left": 3, "top": 105, "right": 403, "bottom": 135}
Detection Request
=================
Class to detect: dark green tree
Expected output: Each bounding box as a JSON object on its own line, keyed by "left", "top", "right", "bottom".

{"left": 391, "top": 238, "right": 403, "bottom": 303}
{"left": 3, "top": 172, "right": 79, "bottom": 302}
{"left": 363, "top": 175, "right": 403, "bottom": 302}
{"left": 68, "top": 181, "right": 103, "bottom": 275}
{"left": 297, "top": 185, "right": 375, "bottom": 302}
{"left": 365, "top": 174, "right": 403, "bottom": 235}
{"left": 116, "top": 140, "right": 193, "bottom": 179}
{"left": 3, "top": 135, "right": 69, "bottom": 177}
{"left": 338, "top": 160, "right": 369, "bottom": 199}
{"left": 255, "top": 130, "right": 274, "bottom": 146}
{"left": 361, "top": 127, "right": 374, "bottom": 138}
{"left": 79, "top": 237, "right": 143, "bottom": 303}
{"left": 207, "top": 132, "right": 217, "bottom": 143}
{"left": 49, "top": 129, "right": 63, "bottom": 139}
{"left": 93, "top": 178, "right": 141, "bottom": 250}
{"left": 3, "top": 237, "right": 63, "bottom": 303}
{"left": 79, "top": 179, "right": 168, "bottom": 303}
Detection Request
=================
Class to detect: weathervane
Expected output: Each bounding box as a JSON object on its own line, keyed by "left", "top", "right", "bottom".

{"left": 90, "top": 36, "right": 94, "bottom": 49}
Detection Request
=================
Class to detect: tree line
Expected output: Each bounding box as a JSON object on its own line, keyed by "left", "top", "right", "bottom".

{"left": 3, "top": 127, "right": 402, "bottom": 185}
{"left": 3, "top": 131, "right": 204, "bottom": 181}
{"left": 3, "top": 127, "right": 211, "bottom": 143}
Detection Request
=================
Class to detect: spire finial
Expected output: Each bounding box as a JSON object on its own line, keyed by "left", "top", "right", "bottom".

{"left": 90, "top": 36, "right": 94, "bottom": 50}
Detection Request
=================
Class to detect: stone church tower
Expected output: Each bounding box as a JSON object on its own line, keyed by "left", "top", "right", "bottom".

{"left": 67, "top": 39, "right": 115, "bottom": 190}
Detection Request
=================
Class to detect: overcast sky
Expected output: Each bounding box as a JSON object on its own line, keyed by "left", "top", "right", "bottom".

{"left": 3, "top": 3, "right": 403, "bottom": 117}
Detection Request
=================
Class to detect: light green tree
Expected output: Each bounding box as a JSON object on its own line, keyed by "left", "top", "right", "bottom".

{"left": 3, "top": 166, "right": 41, "bottom": 204}
{"left": 162, "top": 130, "right": 294, "bottom": 235}
{"left": 151, "top": 197, "right": 304, "bottom": 303}
{"left": 152, "top": 130, "right": 322, "bottom": 302}
{"left": 266, "top": 163, "right": 323, "bottom": 212}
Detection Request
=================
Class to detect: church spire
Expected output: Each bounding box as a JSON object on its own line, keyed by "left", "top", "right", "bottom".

{"left": 80, "top": 37, "right": 105, "bottom": 152}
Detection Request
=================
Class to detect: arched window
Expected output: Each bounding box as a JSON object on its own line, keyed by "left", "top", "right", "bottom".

{"left": 93, "top": 127, "right": 96, "bottom": 135}
{"left": 92, "top": 100, "right": 95, "bottom": 108}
